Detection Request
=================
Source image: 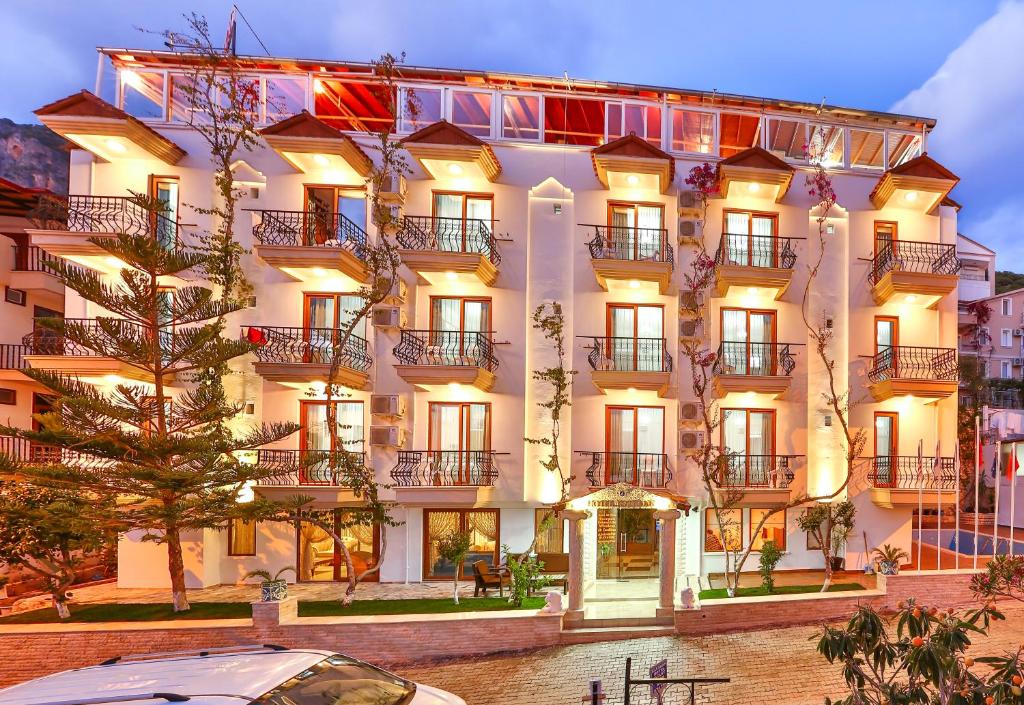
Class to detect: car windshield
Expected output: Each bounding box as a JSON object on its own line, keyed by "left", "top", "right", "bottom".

{"left": 255, "top": 655, "right": 416, "bottom": 705}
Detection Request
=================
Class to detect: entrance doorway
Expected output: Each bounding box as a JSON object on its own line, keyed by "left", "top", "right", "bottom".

{"left": 596, "top": 508, "right": 659, "bottom": 579}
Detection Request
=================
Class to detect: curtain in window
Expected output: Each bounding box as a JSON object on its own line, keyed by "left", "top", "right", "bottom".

{"left": 299, "top": 521, "right": 332, "bottom": 581}
{"left": 433, "top": 194, "right": 462, "bottom": 252}
{"left": 749, "top": 313, "right": 773, "bottom": 375}
{"left": 426, "top": 510, "right": 461, "bottom": 578}
{"left": 306, "top": 296, "right": 335, "bottom": 363}
{"left": 724, "top": 212, "right": 750, "bottom": 265}
{"left": 608, "top": 408, "right": 635, "bottom": 483}
{"left": 609, "top": 206, "right": 632, "bottom": 258}
{"left": 637, "top": 307, "right": 662, "bottom": 371}
{"left": 637, "top": 407, "right": 664, "bottom": 484}
{"left": 335, "top": 402, "right": 364, "bottom": 452}
{"left": 304, "top": 404, "right": 331, "bottom": 451}
{"left": 636, "top": 206, "right": 662, "bottom": 260}
{"left": 337, "top": 295, "right": 365, "bottom": 336}
{"left": 751, "top": 215, "right": 775, "bottom": 267}
{"left": 609, "top": 307, "right": 634, "bottom": 370}
{"left": 465, "top": 198, "right": 492, "bottom": 254}
{"left": 722, "top": 310, "right": 748, "bottom": 374}
{"left": 722, "top": 410, "right": 747, "bottom": 485}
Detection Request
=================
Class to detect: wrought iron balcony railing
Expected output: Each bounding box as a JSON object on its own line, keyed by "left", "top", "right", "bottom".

{"left": 579, "top": 451, "right": 670, "bottom": 488}
{"left": 869, "top": 239, "right": 960, "bottom": 285}
{"left": 12, "top": 245, "right": 60, "bottom": 274}
{"left": 585, "top": 225, "right": 673, "bottom": 267}
{"left": 715, "top": 233, "right": 797, "bottom": 269}
{"left": 395, "top": 216, "right": 501, "bottom": 265}
{"left": 391, "top": 450, "right": 498, "bottom": 487}
{"left": 251, "top": 209, "right": 368, "bottom": 258}
{"left": 255, "top": 448, "right": 366, "bottom": 486}
{"left": 30, "top": 195, "right": 181, "bottom": 249}
{"left": 243, "top": 325, "right": 372, "bottom": 372}
{"left": 713, "top": 341, "right": 797, "bottom": 377}
{"left": 393, "top": 330, "right": 498, "bottom": 371}
{"left": 586, "top": 336, "right": 672, "bottom": 373}
{"left": 867, "top": 346, "right": 958, "bottom": 384}
{"left": 715, "top": 453, "right": 799, "bottom": 489}
{"left": 0, "top": 435, "right": 112, "bottom": 469}
{"left": 22, "top": 317, "right": 174, "bottom": 358}
{"left": 867, "top": 456, "right": 958, "bottom": 490}
{"left": 0, "top": 344, "right": 30, "bottom": 370}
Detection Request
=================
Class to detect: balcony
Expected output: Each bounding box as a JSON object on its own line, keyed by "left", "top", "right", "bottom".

{"left": 391, "top": 450, "right": 498, "bottom": 504}
{"left": 393, "top": 330, "right": 497, "bottom": 391}
{"left": 713, "top": 453, "right": 798, "bottom": 505}
{"left": 867, "top": 456, "right": 958, "bottom": 508}
{"left": 585, "top": 336, "right": 672, "bottom": 396}
{"left": 579, "top": 451, "right": 671, "bottom": 489}
{"left": 252, "top": 209, "right": 369, "bottom": 286}
{"left": 0, "top": 435, "right": 111, "bottom": 470}
{"left": 253, "top": 448, "right": 368, "bottom": 505}
{"left": 9, "top": 245, "right": 63, "bottom": 296}
{"left": 869, "top": 240, "right": 960, "bottom": 307}
{"left": 713, "top": 234, "right": 797, "bottom": 300}
{"left": 395, "top": 216, "right": 500, "bottom": 286}
{"left": 867, "top": 346, "right": 958, "bottom": 401}
{"left": 712, "top": 341, "right": 797, "bottom": 398}
{"left": 27, "top": 195, "right": 180, "bottom": 271}
{"left": 585, "top": 225, "right": 673, "bottom": 294}
{"left": 0, "top": 343, "right": 33, "bottom": 383}
{"left": 244, "top": 325, "right": 371, "bottom": 388}
{"left": 22, "top": 318, "right": 177, "bottom": 384}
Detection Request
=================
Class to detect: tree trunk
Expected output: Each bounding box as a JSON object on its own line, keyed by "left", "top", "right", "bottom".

{"left": 339, "top": 540, "right": 357, "bottom": 606}
{"left": 166, "top": 527, "right": 191, "bottom": 611}
{"left": 452, "top": 575, "right": 460, "bottom": 605}
{"left": 53, "top": 595, "right": 70, "bottom": 619}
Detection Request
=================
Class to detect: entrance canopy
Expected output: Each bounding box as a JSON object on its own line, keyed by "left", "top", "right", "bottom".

{"left": 566, "top": 481, "right": 684, "bottom": 512}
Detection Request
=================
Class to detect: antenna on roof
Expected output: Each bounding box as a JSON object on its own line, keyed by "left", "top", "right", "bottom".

{"left": 562, "top": 71, "right": 574, "bottom": 92}
{"left": 817, "top": 96, "right": 826, "bottom": 115}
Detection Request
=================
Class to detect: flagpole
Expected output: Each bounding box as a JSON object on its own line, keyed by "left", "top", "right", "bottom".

{"left": 936, "top": 440, "right": 942, "bottom": 572}
{"left": 974, "top": 415, "right": 981, "bottom": 571}
{"left": 917, "top": 439, "right": 924, "bottom": 570}
{"left": 994, "top": 441, "right": 1002, "bottom": 561}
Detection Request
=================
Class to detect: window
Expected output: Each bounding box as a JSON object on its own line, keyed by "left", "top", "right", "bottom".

{"left": 606, "top": 202, "right": 666, "bottom": 262}
{"left": 722, "top": 210, "right": 779, "bottom": 267}
{"left": 535, "top": 509, "right": 565, "bottom": 554}
{"left": 874, "top": 412, "right": 898, "bottom": 487}
{"left": 121, "top": 70, "right": 165, "bottom": 119}
{"left": 424, "top": 509, "right": 499, "bottom": 580}
{"left": 718, "top": 112, "right": 761, "bottom": 158}
{"left": 704, "top": 508, "right": 741, "bottom": 552}
{"left": 765, "top": 117, "right": 808, "bottom": 161}
{"left": 670, "top": 108, "right": 714, "bottom": 154}
{"left": 264, "top": 75, "right": 307, "bottom": 123}
{"left": 720, "top": 409, "right": 776, "bottom": 486}
{"left": 450, "top": 90, "right": 493, "bottom": 137}
{"left": 149, "top": 175, "right": 179, "bottom": 250}
{"left": 429, "top": 402, "right": 491, "bottom": 484}
{"left": 606, "top": 406, "right": 665, "bottom": 486}
{"left": 749, "top": 508, "right": 786, "bottom": 552}
{"left": 543, "top": 95, "right": 605, "bottom": 146}
{"left": 314, "top": 78, "right": 394, "bottom": 133}
{"left": 607, "top": 102, "right": 661, "bottom": 146}
{"left": 430, "top": 297, "right": 491, "bottom": 334}
{"left": 606, "top": 304, "right": 665, "bottom": 372}
{"left": 1003, "top": 361, "right": 1012, "bottom": 379}
{"left": 298, "top": 511, "right": 379, "bottom": 581}
{"left": 887, "top": 132, "right": 922, "bottom": 168}
{"left": 1003, "top": 329, "right": 1013, "bottom": 348}
{"left": 301, "top": 400, "right": 364, "bottom": 455}
{"left": 305, "top": 185, "right": 368, "bottom": 236}
{"left": 849, "top": 129, "right": 885, "bottom": 170}
{"left": 168, "top": 74, "right": 212, "bottom": 125}
{"left": 1003, "top": 298, "right": 1012, "bottom": 316}
{"left": 502, "top": 94, "right": 541, "bottom": 140}
{"left": 808, "top": 125, "right": 844, "bottom": 168}
{"left": 0, "top": 388, "right": 15, "bottom": 406}
{"left": 227, "top": 518, "right": 256, "bottom": 556}
{"left": 874, "top": 221, "right": 898, "bottom": 257}
{"left": 399, "top": 86, "right": 443, "bottom": 132}
{"left": 720, "top": 309, "right": 777, "bottom": 376}
{"left": 4, "top": 287, "right": 26, "bottom": 306}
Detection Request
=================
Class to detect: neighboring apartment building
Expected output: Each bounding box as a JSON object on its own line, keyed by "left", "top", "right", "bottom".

{"left": 6, "top": 48, "right": 962, "bottom": 594}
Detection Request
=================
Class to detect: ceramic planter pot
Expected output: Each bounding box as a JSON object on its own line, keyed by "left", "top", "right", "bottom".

{"left": 260, "top": 579, "right": 288, "bottom": 602}
{"left": 829, "top": 557, "right": 845, "bottom": 572}
{"left": 878, "top": 560, "right": 900, "bottom": 576}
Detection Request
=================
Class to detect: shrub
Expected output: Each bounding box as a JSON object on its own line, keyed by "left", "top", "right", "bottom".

{"left": 758, "top": 540, "right": 783, "bottom": 592}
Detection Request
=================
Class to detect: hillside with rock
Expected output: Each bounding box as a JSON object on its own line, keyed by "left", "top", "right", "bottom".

{"left": 0, "top": 119, "right": 69, "bottom": 194}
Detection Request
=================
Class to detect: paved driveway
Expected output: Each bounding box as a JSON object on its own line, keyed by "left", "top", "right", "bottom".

{"left": 400, "top": 604, "right": 1024, "bottom": 705}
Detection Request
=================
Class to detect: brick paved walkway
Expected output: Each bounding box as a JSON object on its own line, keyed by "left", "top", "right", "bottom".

{"left": 400, "top": 604, "right": 1024, "bottom": 705}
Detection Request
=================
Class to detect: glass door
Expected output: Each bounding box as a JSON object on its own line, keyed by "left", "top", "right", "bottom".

{"left": 429, "top": 402, "right": 490, "bottom": 484}
{"left": 606, "top": 406, "right": 664, "bottom": 485}
{"left": 432, "top": 193, "right": 493, "bottom": 253}
{"left": 304, "top": 186, "right": 334, "bottom": 245}
{"left": 430, "top": 297, "right": 491, "bottom": 361}
{"left": 875, "top": 316, "right": 899, "bottom": 377}
{"left": 721, "top": 309, "right": 775, "bottom": 375}
{"left": 608, "top": 203, "right": 664, "bottom": 261}
{"left": 298, "top": 510, "right": 379, "bottom": 582}
{"left": 304, "top": 293, "right": 365, "bottom": 363}
{"left": 721, "top": 409, "right": 775, "bottom": 486}
{"left": 723, "top": 211, "right": 776, "bottom": 266}
{"left": 149, "top": 176, "right": 178, "bottom": 250}
{"left": 300, "top": 400, "right": 364, "bottom": 484}
{"left": 607, "top": 304, "right": 663, "bottom": 371}
{"left": 874, "top": 412, "right": 898, "bottom": 487}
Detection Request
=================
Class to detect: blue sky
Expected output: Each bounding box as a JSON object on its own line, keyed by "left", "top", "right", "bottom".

{"left": 3, "top": 0, "right": 1022, "bottom": 265}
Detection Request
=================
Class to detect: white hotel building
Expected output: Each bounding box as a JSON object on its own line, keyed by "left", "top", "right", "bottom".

{"left": 0, "top": 48, "right": 963, "bottom": 599}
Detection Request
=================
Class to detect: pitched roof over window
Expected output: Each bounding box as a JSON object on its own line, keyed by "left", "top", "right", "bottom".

{"left": 400, "top": 120, "right": 501, "bottom": 182}
{"left": 869, "top": 153, "right": 959, "bottom": 211}
{"left": 260, "top": 110, "right": 372, "bottom": 177}
{"left": 717, "top": 146, "right": 794, "bottom": 202}
{"left": 591, "top": 134, "right": 675, "bottom": 194}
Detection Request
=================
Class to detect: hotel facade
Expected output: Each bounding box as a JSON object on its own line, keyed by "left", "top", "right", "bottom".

{"left": 0, "top": 48, "right": 963, "bottom": 597}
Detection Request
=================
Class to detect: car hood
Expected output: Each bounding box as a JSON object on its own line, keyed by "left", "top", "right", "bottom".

{"left": 411, "top": 682, "right": 467, "bottom": 705}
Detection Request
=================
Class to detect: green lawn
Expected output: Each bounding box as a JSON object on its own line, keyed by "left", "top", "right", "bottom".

{"left": 0, "top": 596, "right": 546, "bottom": 624}
{"left": 698, "top": 582, "right": 866, "bottom": 600}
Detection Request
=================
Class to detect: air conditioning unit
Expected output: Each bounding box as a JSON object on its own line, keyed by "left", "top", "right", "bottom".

{"left": 377, "top": 172, "right": 407, "bottom": 204}
{"left": 678, "top": 217, "right": 702, "bottom": 245}
{"left": 1013, "top": 328, "right": 1023, "bottom": 337}
{"left": 679, "top": 290, "right": 706, "bottom": 316}
{"left": 680, "top": 430, "right": 706, "bottom": 454}
{"left": 677, "top": 189, "right": 701, "bottom": 217}
{"left": 369, "top": 425, "right": 404, "bottom": 447}
{"left": 679, "top": 401, "right": 704, "bottom": 426}
{"left": 680, "top": 318, "right": 703, "bottom": 340}
{"left": 1013, "top": 358, "right": 1024, "bottom": 367}
{"left": 370, "top": 394, "right": 406, "bottom": 418}
{"left": 383, "top": 277, "right": 408, "bottom": 306}
{"left": 371, "top": 305, "right": 406, "bottom": 329}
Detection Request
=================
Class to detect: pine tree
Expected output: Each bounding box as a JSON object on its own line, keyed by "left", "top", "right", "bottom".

{"left": 0, "top": 205, "right": 297, "bottom": 612}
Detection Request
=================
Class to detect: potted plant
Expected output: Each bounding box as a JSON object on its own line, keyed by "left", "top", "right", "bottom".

{"left": 873, "top": 544, "right": 910, "bottom": 576}
{"left": 242, "top": 567, "right": 296, "bottom": 602}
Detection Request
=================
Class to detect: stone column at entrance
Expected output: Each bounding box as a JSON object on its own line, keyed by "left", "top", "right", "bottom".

{"left": 654, "top": 509, "right": 681, "bottom": 618}
{"left": 562, "top": 510, "right": 591, "bottom": 624}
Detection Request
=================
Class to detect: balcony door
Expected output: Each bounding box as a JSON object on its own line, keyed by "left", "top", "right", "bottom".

{"left": 721, "top": 409, "right": 776, "bottom": 486}
{"left": 723, "top": 210, "right": 777, "bottom": 267}
{"left": 432, "top": 192, "right": 493, "bottom": 253}
{"left": 608, "top": 202, "right": 664, "bottom": 261}
{"left": 304, "top": 185, "right": 367, "bottom": 245}
{"left": 874, "top": 221, "right": 898, "bottom": 258}
{"left": 429, "top": 402, "right": 491, "bottom": 484}
{"left": 148, "top": 175, "right": 179, "bottom": 250}
{"left": 874, "top": 412, "right": 899, "bottom": 487}
{"left": 606, "top": 406, "right": 664, "bottom": 485}
{"left": 875, "top": 316, "right": 899, "bottom": 376}
{"left": 430, "top": 296, "right": 491, "bottom": 361}
{"left": 607, "top": 304, "right": 664, "bottom": 371}
{"left": 721, "top": 308, "right": 776, "bottom": 375}
{"left": 304, "top": 293, "right": 365, "bottom": 363}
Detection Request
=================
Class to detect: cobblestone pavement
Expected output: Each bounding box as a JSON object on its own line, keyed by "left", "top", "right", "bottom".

{"left": 400, "top": 605, "right": 1024, "bottom": 705}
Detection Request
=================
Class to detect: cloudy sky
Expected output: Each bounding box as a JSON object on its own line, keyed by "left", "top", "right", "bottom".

{"left": 2, "top": 0, "right": 1021, "bottom": 265}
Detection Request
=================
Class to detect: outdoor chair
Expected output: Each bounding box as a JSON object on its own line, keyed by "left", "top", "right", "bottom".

{"left": 472, "top": 560, "right": 509, "bottom": 597}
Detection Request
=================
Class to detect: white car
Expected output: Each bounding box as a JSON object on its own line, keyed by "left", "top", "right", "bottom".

{"left": 0, "top": 644, "right": 465, "bottom": 705}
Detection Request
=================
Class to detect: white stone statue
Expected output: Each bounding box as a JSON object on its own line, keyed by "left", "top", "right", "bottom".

{"left": 679, "top": 587, "right": 695, "bottom": 610}
{"left": 541, "top": 590, "right": 564, "bottom": 613}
